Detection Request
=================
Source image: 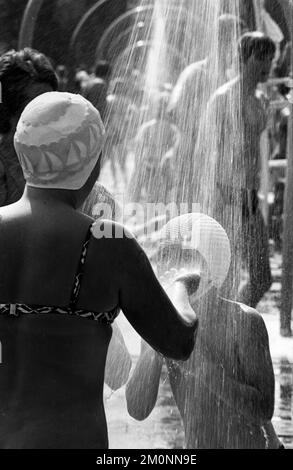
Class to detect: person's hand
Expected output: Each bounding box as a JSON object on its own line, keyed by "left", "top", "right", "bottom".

{"left": 174, "top": 272, "right": 201, "bottom": 297}
{"left": 165, "top": 272, "right": 200, "bottom": 326}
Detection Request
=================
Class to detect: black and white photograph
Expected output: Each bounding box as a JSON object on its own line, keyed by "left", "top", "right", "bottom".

{"left": 0, "top": 0, "right": 292, "bottom": 454}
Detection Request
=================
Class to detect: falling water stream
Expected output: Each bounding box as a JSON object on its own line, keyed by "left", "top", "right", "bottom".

{"left": 89, "top": 0, "right": 293, "bottom": 448}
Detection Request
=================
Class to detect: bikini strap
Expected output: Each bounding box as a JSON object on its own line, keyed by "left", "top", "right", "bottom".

{"left": 69, "top": 223, "right": 93, "bottom": 311}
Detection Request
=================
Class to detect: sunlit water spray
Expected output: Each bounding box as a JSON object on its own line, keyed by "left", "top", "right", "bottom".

{"left": 85, "top": 0, "right": 261, "bottom": 448}
{"left": 96, "top": 0, "right": 243, "bottom": 289}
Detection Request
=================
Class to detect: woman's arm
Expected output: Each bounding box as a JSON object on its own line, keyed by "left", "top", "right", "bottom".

{"left": 92, "top": 221, "right": 198, "bottom": 361}
{"left": 126, "top": 340, "right": 163, "bottom": 420}
{"left": 118, "top": 233, "right": 198, "bottom": 360}
{"left": 104, "top": 322, "right": 132, "bottom": 391}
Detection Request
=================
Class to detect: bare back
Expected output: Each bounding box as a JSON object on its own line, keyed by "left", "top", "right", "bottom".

{"left": 0, "top": 200, "right": 118, "bottom": 448}
{"left": 0, "top": 197, "right": 196, "bottom": 448}
{"left": 167, "top": 296, "right": 274, "bottom": 449}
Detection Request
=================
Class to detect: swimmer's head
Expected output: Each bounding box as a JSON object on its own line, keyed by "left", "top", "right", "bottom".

{"left": 0, "top": 48, "right": 58, "bottom": 134}
{"left": 94, "top": 60, "right": 111, "bottom": 80}
{"left": 238, "top": 32, "right": 276, "bottom": 83}
{"left": 156, "top": 242, "right": 213, "bottom": 300}
{"left": 157, "top": 242, "right": 206, "bottom": 272}
{"left": 14, "top": 92, "right": 105, "bottom": 205}
{"left": 156, "top": 213, "right": 231, "bottom": 299}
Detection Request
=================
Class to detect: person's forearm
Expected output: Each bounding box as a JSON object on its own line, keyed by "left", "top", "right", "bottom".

{"left": 166, "top": 280, "right": 198, "bottom": 325}
{"left": 130, "top": 350, "right": 163, "bottom": 389}
{"left": 105, "top": 324, "right": 132, "bottom": 390}
{"left": 126, "top": 348, "right": 163, "bottom": 420}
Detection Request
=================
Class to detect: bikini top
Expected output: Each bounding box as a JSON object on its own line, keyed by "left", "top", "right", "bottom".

{"left": 0, "top": 223, "right": 119, "bottom": 325}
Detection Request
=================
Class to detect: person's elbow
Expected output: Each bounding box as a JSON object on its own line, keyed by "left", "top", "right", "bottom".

{"left": 126, "top": 400, "right": 154, "bottom": 421}
{"left": 161, "top": 322, "right": 197, "bottom": 361}
{"left": 126, "top": 388, "right": 156, "bottom": 421}
{"left": 171, "top": 335, "right": 195, "bottom": 361}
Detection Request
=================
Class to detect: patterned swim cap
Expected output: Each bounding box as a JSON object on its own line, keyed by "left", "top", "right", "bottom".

{"left": 14, "top": 91, "right": 105, "bottom": 190}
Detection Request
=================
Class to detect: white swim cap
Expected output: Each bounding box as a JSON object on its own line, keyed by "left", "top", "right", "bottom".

{"left": 159, "top": 212, "right": 231, "bottom": 297}
{"left": 14, "top": 91, "right": 105, "bottom": 190}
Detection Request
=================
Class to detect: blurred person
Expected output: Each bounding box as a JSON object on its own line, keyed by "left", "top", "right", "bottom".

{"left": 169, "top": 14, "right": 247, "bottom": 134}
{"left": 130, "top": 91, "right": 181, "bottom": 203}
{"left": 273, "top": 41, "right": 292, "bottom": 171}
{"left": 74, "top": 69, "right": 90, "bottom": 94}
{"left": 103, "top": 82, "right": 138, "bottom": 185}
{"left": 0, "top": 48, "right": 58, "bottom": 206}
{"left": 204, "top": 32, "right": 276, "bottom": 307}
{"left": 56, "top": 64, "right": 69, "bottom": 92}
{"left": 168, "top": 14, "right": 247, "bottom": 207}
{"left": 126, "top": 243, "right": 280, "bottom": 449}
{"left": 83, "top": 60, "right": 111, "bottom": 120}
{"left": 0, "top": 92, "right": 198, "bottom": 449}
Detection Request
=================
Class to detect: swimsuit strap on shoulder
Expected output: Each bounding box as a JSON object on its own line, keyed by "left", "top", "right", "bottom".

{"left": 69, "top": 223, "right": 94, "bottom": 311}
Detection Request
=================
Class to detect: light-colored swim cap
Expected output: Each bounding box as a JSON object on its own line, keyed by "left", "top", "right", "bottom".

{"left": 158, "top": 213, "right": 231, "bottom": 298}
{"left": 14, "top": 91, "right": 105, "bottom": 190}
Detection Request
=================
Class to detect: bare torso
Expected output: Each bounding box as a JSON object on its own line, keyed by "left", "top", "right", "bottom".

{"left": 166, "top": 297, "right": 274, "bottom": 449}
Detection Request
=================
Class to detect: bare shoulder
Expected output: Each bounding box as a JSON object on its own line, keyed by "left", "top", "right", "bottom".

{"left": 220, "top": 297, "right": 268, "bottom": 340}
{"left": 237, "top": 301, "right": 270, "bottom": 345}
{"left": 179, "top": 59, "right": 207, "bottom": 80}
{"left": 91, "top": 219, "right": 136, "bottom": 245}
{"left": 238, "top": 302, "right": 267, "bottom": 324}
{"left": 90, "top": 219, "right": 144, "bottom": 265}
{"left": 209, "top": 77, "right": 239, "bottom": 104}
{"left": 80, "top": 219, "right": 142, "bottom": 300}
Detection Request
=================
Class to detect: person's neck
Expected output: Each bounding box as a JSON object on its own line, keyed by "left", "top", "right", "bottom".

{"left": 240, "top": 71, "right": 258, "bottom": 96}
{"left": 23, "top": 186, "right": 76, "bottom": 209}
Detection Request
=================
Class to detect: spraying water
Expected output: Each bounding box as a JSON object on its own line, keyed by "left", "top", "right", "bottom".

{"left": 90, "top": 0, "right": 272, "bottom": 448}
{"left": 97, "top": 0, "right": 243, "bottom": 289}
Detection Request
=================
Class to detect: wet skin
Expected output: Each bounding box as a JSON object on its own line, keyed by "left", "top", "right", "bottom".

{"left": 126, "top": 294, "right": 275, "bottom": 449}
{"left": 0, "top": 191, "right": 197, "bottom": 448}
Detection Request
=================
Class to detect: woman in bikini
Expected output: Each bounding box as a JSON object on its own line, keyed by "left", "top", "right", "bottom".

{"left": 0, "top": 92, "right": 198, "bottom": 449}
